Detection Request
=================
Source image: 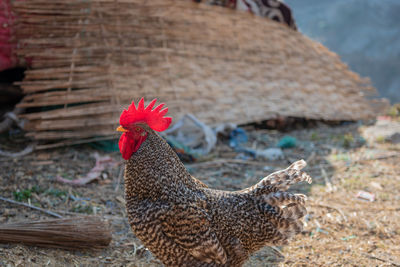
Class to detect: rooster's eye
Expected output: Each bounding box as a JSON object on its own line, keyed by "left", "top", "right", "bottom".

{"left": 135, "top": 127, "right": 141, "bottom": 132}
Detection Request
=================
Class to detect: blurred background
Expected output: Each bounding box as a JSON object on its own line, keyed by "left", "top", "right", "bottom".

{"left": 286, "top": 0, "right": 400, "bottom": 103}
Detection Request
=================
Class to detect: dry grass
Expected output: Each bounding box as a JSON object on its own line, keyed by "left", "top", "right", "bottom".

{"left": 1, "top": 120, "right": 399, "bottom": 266}
{"left": 284, "top": 149, "right": 400, "bottom": 266}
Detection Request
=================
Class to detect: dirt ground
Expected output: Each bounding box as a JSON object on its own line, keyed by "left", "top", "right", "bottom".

{"left": 0, "top": 117, "right": 399, "bottom": 267}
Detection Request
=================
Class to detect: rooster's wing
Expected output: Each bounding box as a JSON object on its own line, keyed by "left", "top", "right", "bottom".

{"left": 161, "top": 203, "right": 227, "bottom": 265}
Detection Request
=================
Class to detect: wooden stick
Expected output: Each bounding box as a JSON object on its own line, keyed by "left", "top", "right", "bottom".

{"left": 361, "top": 253, "right": 400, "bottom": 267}
{"left": 0, "top": 196, "right": 62, "bottom": 218}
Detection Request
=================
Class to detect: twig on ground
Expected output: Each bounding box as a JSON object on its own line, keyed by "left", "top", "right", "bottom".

{"left": 362, "top": 253, "right": 400, "bottom": 267}
{"left": 0, "top": 196, "right": 63, "bottom": 218}
{"left": 357, "top": 152, "right": 400, "bottom": 162}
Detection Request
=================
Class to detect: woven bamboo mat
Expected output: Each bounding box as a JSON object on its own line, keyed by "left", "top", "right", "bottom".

{"left": 12, "top": 0, "right": 387, "bottom": 147}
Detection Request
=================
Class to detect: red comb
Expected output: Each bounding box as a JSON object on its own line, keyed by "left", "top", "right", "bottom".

{"left": 119, "top": 98, "right": 172, "bottom": 132}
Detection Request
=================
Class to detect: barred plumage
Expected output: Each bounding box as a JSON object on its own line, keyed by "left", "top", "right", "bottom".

{"left": 123, "top": 125, "right": 312, "bottom": 267}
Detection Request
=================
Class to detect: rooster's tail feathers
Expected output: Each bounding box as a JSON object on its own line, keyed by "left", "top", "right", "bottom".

{"left": 263, "top": 191, "right": 307, "bottom": 206}
{"left": 262, "top": 207, "right": 305, "bottom": 245}
{"left": 250, "top": 160, "right": 312, "bottom": 245}
{"left": 282, "top": 203, "right": 307, "bottom": 220}
{"left": 242, "top": 160, "right": 312, "bottom": 196}
{"left": 259, "top": 159, "right": 312, "bottom": 190}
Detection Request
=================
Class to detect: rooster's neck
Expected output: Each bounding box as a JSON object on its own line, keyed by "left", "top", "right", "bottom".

{"left": 124, "top": 130, "right": 197, "bottom": 201}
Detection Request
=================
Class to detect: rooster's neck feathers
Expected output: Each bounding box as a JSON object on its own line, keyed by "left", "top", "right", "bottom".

{"left": 124, "top": 130, "right": 199, "bottom": 200}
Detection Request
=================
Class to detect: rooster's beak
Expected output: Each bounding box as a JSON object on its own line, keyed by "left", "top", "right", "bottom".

{"left": 116, "top": 126, "right": 128, "bottom": 132}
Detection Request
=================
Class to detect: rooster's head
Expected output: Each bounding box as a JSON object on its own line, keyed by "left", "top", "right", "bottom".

{"left": 117, "top": 98, "right": 172, "bottom": 160}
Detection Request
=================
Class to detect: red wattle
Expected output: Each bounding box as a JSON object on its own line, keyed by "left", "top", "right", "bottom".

{"left": 119, "top": 133, "right": 135, "bottom": 160}
{"left": 119, "top": 132, "right": 148, "bottom": 160}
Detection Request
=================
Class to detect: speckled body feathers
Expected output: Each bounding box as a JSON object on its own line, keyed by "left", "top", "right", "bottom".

{"left": 124, "top": 126, "right": 312, "bottom": 266}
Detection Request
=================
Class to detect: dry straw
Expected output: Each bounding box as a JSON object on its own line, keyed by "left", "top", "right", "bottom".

{"left": 0, "top": 216, "right": 112, "bottom": 250}
{"left": 12, "top": 0, "right": 387, "bottom": 147}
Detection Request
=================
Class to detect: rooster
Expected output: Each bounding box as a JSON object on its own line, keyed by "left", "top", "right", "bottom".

{"left": 117, "top": 98, "right": 312, "bottom": 267}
